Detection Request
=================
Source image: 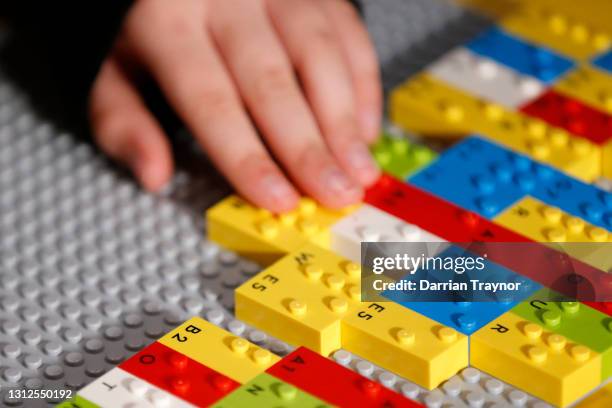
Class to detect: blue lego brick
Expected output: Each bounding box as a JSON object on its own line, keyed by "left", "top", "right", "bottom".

{"left": 593, "top": 49, "right": 612, "bottom": 74}
{"left": 534, "top": 172, "right": 612, "bottom": 231}
{"left": 383, "top": 245, "right": 542, "bottom": 335}
{"left": 466, "top": 26, "right": 575, "bottom": 84}
{"left": 408, "top": 136, "right": 555, "bottom": 218}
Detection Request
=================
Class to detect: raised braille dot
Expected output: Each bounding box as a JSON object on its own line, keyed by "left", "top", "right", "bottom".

{"left": 547, "top": 334, "right": 566, "bottom": 351}
{"left": 545, "top": 227, "right": 566, "bottom": 242}
{"left": 329, "top": 297, "right": 347, "bottom": 313}
{"left": 149, "top": 389, "right": 170, "bottom": 407}
{"left": 437, "top": 327, "right": 457, "bottom": 342}
{"left": 542, "top": 206, "right": 562, "bottom": 223}
{"left": 288, "top": 300, "right": 307, "bottom": 316}
{"left": 128, "top": 378, "right": 148, "bottom": 396}
{"left": 343, "top": 262, "right": 361, "bottom": 278}
{"left": 524, "top": 323, "right": 543, "bottom": 339}
{"left": 326, "top": 275, "right": 345, "bottom": 290}
{"left": 527, "top": 346, "right": 547, "bottom": 363}
{"left": 396, "top": 329, "right": 415, "bottom": 346}
{"left": 230, "top": 338, "right": 248, "bottom": 354}
{"left": 565, "top": 216, "right": 584, "bottom": 233}
{"left": 443, "top": 104, "right": 464, "bottom": 122}
{"left": 277, "top": 383, "right": 297, "bottom": 401}
{"left": 561, "top": 301, "right": 579, "bottom": 314}
{"left": 252, "top": 348, "right": 271, "bottom": 365}
{"left": 571, "top": 345, "right": 590, "bottom": 362}
{"left": 542, "top": 310, "right": 561, "bottom": 327}
{"left": 359, "top": 226, "right": 380, "bottom": 241}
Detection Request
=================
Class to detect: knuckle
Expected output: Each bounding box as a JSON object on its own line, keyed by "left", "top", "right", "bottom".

{"left": 332, "top": 0, "right": 359, "bottom": 20}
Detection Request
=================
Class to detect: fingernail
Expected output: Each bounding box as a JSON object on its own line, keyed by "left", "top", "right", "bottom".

{"left": 361, "top": 110, "right": 381, "bottom": 141}
{"left": 260, "top": 174, "right": 298, "bottom": 211}
{"left": 323, "top": 166, "right": 361, "bottom": 199}
{"left": 347, "top": 143, "right": 380, "bottom": 185}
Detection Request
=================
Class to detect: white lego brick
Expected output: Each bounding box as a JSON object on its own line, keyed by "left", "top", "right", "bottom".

{"left": 78, "top": 368, "right": 195, "bottom": 408}
{"left": 330, "top": 204, "right": 446, "bottom": 263}
{"left": 427, "top": 47, "right": 545, "bottom": 109}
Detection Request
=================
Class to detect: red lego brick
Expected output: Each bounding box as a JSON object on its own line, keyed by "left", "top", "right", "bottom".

{"left": 584, "top": 301, "right": 612, "bottom": 317}
{"left": 266, "top": 347, "right": 422, "bottom": 408}
{"left": 119, "top": 341, "right": 239, "bottom": 406}
{"left": 364, "top": 174, "right": 529, "bottom": 243}
{"left": 520, "top": 89, "right": 612, "bottom": 145}
{"left": 365, "top": 175, "right": 610, "bottom": 302}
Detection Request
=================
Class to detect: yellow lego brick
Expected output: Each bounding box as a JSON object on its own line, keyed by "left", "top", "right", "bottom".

{"left": 342, "top": 301, "right": 468, "bottom": 389}
{"left": 531, "top": 0, "right": 612, "bottom": 35}
{"left": 604, "top": 140, "right": 612, "bottom": 179}
{"left": 390, "top": 73, "right": 601, "bottom": 181}
{"left": 471, "top": 312, "right": 602, "bottom": 407}
{"left": 207, "top": 195, "right": 356, "bottom": 265}
{"left": 494, "top": 196, "right": 611, "bottom": 272}
{"left": 501, "top": 8, "right": 611, "bottom": 60}
{"left": 556, "top": 65, "right": 612, "bottom": 114}
{"left": 158, "top": 317, "right": 280, "bottom": 384}
{"left": 575, "top": 382, "right": 612, "bottom": 408}
{"left": 235, "top": 244, "right": 361, "bottom": 356}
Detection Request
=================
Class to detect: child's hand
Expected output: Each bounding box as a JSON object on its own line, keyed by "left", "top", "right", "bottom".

{"left": 89, "top": 0, "right": 381, "bottom": 212}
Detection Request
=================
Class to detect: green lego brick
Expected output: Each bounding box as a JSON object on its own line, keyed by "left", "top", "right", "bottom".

{"left": 55, "top": 396, "right": 98, "bottom": 408}
{"left": 512, "top": 290, "right": 612, "bottom": 381}
{"left": 371, "top": 133, "right": 437, "bottom": 179}
{"left": 213, "top": 373, "right": 330, "bottom": 408}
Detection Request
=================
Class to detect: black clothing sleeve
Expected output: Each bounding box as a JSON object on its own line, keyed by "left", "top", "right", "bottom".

{"left": 1, "top": 1, "right": 361, "bottom": 124}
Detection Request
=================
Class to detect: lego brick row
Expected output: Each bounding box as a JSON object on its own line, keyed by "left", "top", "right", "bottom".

{"left": 63, "top": 317, "right": 422, "bottom": 407}
{"left": 235, "top": 243, "right": 469, "bottom": 390}
{"left": 390, "top": 74, "right": 600, "bottom": 182}
{"left": 408, "top": 136, "right": 611, "bottom": 231}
